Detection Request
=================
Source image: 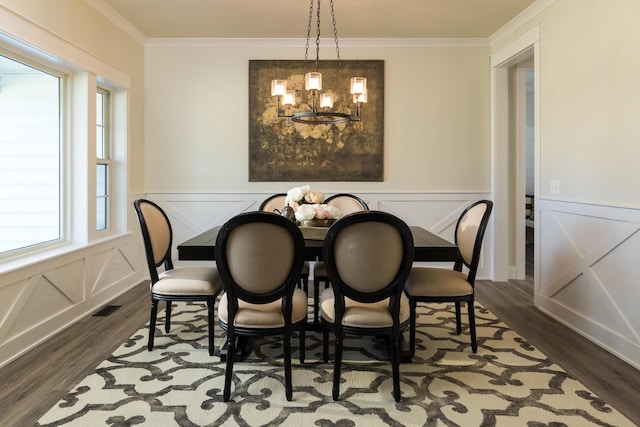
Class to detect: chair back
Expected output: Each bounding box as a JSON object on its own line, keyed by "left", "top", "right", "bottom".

{"left": 215, "top": 211, "right": 305, "bottom": 309}
{"left": 259, "top": 193, "right": 287, "bottom": 212}
{"left": 454, "top": 200, "right": 493, "bottom": 284}
{"left": 133, "top": 199, "right": 173, "bottom": 283}
{"left": 323, "top": 211, "right": 414, "bottom": 321}
{"left": 325, "top": 193, "right": 369, "bottom": 215}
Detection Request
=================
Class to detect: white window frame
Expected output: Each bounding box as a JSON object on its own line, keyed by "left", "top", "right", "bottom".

{"left": 0, "top": 26, "right": 129, "bottom": 270}
{"left": 96, "top": 87, "right": 111, "bottom": 232}
{"left": 0, "top": 49, "right": 66, "bottom": 257}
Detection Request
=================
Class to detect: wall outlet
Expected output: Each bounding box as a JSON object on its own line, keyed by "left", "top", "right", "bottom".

{"left": 550, "top": 179, "right": 560, "bottom": 195}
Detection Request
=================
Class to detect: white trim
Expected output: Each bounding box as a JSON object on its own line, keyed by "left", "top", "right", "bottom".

{"left": 0, "top": 4, "right": 131, "bottom": 88}
{"left": 515, "top": 67, "right": 529, "bottom": 281}
{"left": 145, "top": 37, "right": 490, "bottom": 49}
{"left": 489, "top": 0, "right": 556, "bottom": 46}
{"left": 83, "top": 0, "right": 147, "bottom": 46}
{"left": 490, "top": 25, "right": 541, "bottom": 282}
{"left": 491, "top": 25, "right": 540, "bottom": 68}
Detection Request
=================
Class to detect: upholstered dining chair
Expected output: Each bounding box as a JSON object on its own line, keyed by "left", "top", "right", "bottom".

{"left": 215, "top": 211, "right": 308, "bottom": 402}
{"left": 259, "top": 193, "right": 287, "bottom": 213}
{"left": 319, "top": 211, "right": 414, "bottom": 402}
{"left": 311, "top": 193, "right": 369, "bottom": 324}
{"left": 404, "top": 200, "right": 493, "bottom": 355}
{"left": 260, "top": 193, "right": 311, "bottom": 293}
{"left": 133, "top": 199, "right": 223, "bottom": 356}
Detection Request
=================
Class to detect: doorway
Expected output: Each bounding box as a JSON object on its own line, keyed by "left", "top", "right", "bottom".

{"left": 490, "top": 26, "right": 540, "bottom": 298}
{"left": 513, "top": 64, "right": 535, "bottom": 281}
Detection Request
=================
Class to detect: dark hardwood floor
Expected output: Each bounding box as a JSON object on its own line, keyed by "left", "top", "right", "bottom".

{"left": 1, "top": 247, "right": 639, "bottom": 425}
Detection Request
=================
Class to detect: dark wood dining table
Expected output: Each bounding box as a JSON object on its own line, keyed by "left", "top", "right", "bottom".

{"left": 177, "top": 224, "right": 458, "bottom": 362}
{"left": 178, "top": 225, "right": 458, "bottom": 263}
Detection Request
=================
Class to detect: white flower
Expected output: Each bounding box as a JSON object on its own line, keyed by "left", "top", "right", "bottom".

{"left": 285, "top": 185, "right": 325, "bottom": 206}
{"left": 304, "top": 190, "right": 324, "bottom": 204}
{"left": 284, "top": 185, "right": 341, "bottom": 220}
{"left": 294, "top": 204, "right": 317, "bottom": 221}
{"left": 325, "top": 205, "right": 341, "bottom": 219}
{"left": 285, "top": 185, "right": 311, "bottom": 206}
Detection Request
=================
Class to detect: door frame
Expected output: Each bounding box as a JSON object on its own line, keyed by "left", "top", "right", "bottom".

{"left": 490, "top": 26, "right": 541, "bottom": 286}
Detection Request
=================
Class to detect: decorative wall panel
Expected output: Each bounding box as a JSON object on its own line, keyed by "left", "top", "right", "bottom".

{"left": 537, "top": 199, "right": 640, "bottom": 369}
{"left": 0, "top": 196, "right": 147, "bottom": 368}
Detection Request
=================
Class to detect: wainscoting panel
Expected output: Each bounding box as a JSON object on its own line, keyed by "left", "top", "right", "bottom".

{"left": 0, "top": 195, "right": 147, "bottom": 368}
{"left": 537, "top": 199, "right": 640, "bottom": 369}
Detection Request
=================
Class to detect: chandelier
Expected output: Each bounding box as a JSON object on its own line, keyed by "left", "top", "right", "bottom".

{"left": 270, "top": 0, "right": 367, "bottom": 125}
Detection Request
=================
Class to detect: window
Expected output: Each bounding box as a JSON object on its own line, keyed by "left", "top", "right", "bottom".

{"left": 96, "top": 88, "right": 110, "bottom": 231}
{"left": 0, "top": 53, "right": 61, "bottom": 254}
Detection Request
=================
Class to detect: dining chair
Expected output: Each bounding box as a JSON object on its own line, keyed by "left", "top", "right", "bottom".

{"left": 311, "top": 193, "right": 369, "bottom": 325}
{"left": 133, "top": 199, "right": 223, "bottom": 356}
{"left": 319, "top": 211, "right": 414, "bottom": 402}
{"left": 259, "top": 193, "right": 286, "bottom": 212}
{"left": 215, "top": 211, "right": 308, "bottom": 402}
{"left": 404, "top": 200, "right": 493, "bottom": 355}
{"left": 260, "top": 193, "right": 311, "bottom": 294}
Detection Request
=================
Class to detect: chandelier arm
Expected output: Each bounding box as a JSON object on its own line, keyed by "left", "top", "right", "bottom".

{"left": 276, "top": 96, "right": 293, "bottom": 119}
{"left": 270, "top": 0, "right": 365, "bottom": 127}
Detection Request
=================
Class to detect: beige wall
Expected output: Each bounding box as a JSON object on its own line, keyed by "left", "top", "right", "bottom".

{"left": 0, "top": 0, "right": 146, "bottom": 193}
{"left": 490, "top": 0, "right": 640, "bottom": 369}
{"left": 494, "top": 0, "right": 640, "bottom": 207}
{"left": 0, "top": 0, "right": 146, "bottom": 368}
{"left": 144, "top": 42, "right": 491, "bottom": 194}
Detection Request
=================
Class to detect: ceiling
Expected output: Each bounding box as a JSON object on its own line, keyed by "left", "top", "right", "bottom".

{"left": 101, "top": 0, "right": 537, "bottom": 39}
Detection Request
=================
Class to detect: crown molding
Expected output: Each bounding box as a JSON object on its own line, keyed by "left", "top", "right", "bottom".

{"left": 489, "top": 0, "right": 557, "bottom": 46}
{"left": 83, "top": 0, "right": 147, "bottom": 46}
{"left": 145, "top": 37, "right": 490, "bottom": 49}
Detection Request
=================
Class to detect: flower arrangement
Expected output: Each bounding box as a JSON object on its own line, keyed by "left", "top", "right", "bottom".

{"left": 284, "top": 185, "right": 341, "bottom": 223}
{"left": 285, "top": 185, "right": 324, "bottom": 207}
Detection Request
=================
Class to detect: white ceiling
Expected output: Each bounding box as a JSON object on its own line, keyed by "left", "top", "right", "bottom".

{"left": 101, "top": 0, "right": 537, "bottom": 39}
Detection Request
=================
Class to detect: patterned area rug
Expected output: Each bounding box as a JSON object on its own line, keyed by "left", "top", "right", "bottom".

{"left": 37, "top": 301, "right": 633, "bottom": 426}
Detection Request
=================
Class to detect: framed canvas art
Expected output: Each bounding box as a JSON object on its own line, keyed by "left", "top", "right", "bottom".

{"left": 248, "top": 60, "right": 384, "bottom": 181}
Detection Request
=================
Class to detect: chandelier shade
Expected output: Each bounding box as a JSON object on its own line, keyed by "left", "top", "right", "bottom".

{"left": 271, "top": 0, "right": 367, "bottom": 125}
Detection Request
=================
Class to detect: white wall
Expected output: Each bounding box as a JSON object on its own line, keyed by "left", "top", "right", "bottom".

{"left": 144, "top": 41, "right": 492, "bottom": 194}
{"left": 492, "top": 0, "right": 640, "bottom": 369}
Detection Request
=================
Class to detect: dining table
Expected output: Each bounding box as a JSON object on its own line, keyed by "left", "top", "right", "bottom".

{"left": 177, "top": 223, "right": 458, "bottom": 362}
{"left": 178, "top": 224, "right": 457, "bottom": 263}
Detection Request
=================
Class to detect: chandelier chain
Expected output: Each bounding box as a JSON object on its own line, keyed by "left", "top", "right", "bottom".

{"left": 330, "top": 0, "right": 341, "bottom": 63}
{"left": 315, "top": 0, "right": 321, "bottom": 72}
{"left": 303, "top": 0, "right": 314, "bottom": 68}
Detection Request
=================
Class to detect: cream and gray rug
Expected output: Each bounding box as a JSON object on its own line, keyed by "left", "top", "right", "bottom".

{"left": 37, "top": 301, "right": 633, "bottom": 426}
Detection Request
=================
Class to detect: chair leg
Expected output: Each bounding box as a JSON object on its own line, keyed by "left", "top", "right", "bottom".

{"left": 468, "top": 300, "right": 477, "bottom": 353}
{"left": 313, "top": 279, "right": 322, "bottom": 325}
{"left": 332, "top": 332, "right": 343, "bottom": 401}
{"left": 284, "top": 334, "right": 293, "bottom": 401}
{"left": 299, "top": 325, "right": 306, "bottom": 364}
{"left": 454, "top": 301, "right": 462, "bottom": 334}
{"left": 165, "top": 301, "right": 172, "bottom": 333}
{"left": 300, "top": 274, "right": 309, "bottom": 295}
{"left": 409, "top": 299, "right": 417, "bottom": 356}
{"left": 223, "top": 333, "right": 235, "bottom": 402}
{"left": 148, "top": 299, "right": 158, "bottom": 351}
{"left": 391, "top": 334, "right": 401, "bottom": 402}
{"left": 323, "top": 327, "right": 330, "bottom": 362}
{"left": 207, "top": 297, "right": 215, "bottom": 356}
